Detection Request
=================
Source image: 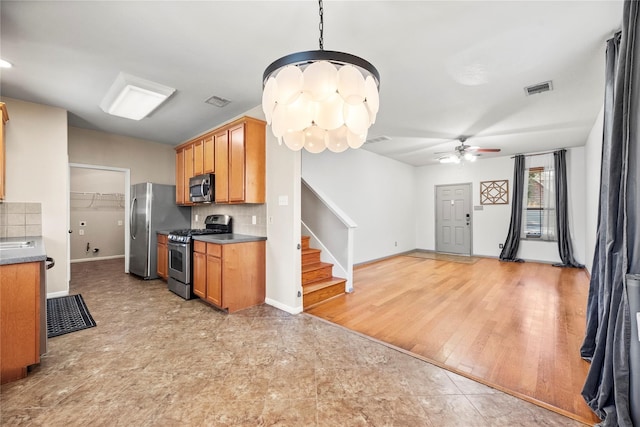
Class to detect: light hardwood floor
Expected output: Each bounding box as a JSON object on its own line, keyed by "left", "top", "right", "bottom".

{"left": 307, "top": 255, "right": 599, "bottom": 425}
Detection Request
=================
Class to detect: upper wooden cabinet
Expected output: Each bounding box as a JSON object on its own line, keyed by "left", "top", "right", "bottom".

{"left": 176, "top": 116, "right": 265, "bottom": 206}
{"left": 0, "top": 103, "right": 8, "bottom": 201}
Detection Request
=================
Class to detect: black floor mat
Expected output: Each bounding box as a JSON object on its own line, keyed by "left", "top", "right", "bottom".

{"left": 47, "top": 294, "right": 96, "bottom": 338}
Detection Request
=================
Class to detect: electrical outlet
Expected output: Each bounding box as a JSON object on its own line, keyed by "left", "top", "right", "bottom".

{"left": 252, "top": 215, "right": 257, "bottom": 225}
{"left": 195, "top": 214, "right": 199, "bottom": 222}
{"left": 117, "top": 220, "right": 123, "bottom": 226}
{"left": 79, "top": 229, "right": 85, "bottom": 236}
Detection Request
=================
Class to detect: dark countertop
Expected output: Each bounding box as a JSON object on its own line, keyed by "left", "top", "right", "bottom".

{"left": 0, "top": 236, "right": 47, "bottom": 266}
{"left": 192, "top": 234, "right": 267, "bottom": 244}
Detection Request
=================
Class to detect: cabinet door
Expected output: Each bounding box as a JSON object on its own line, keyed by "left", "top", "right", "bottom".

{"left": 203, "top": 135, "right": 215, "bottom": 173}
{"left": 215, "top": 131, "right": 229, "bottom": 203}
{"left": 1, "top": 262, "right": 40, "bottom": 384}
{"left": 206, "top": 254, "right": 222, "bottom": 307}
{"left": 0, "top": 105, "right": 6, "bottom": 201}
{"left": 228, "top": 124, "right": 246, "bottom": 203}
{"left": 192, "top": 251, "right": 207, "bottom": 299}
{"left": 175, "top": 148, "right": 185, "bottom": 204}
{"left": 193, "top": 139, "right": 204, "bottom": 176}
{"left": 184, "top": 144, "right": 194, "bottom": 204}
{"left": 156, "top": 242, "right": 167, "bottom": 280}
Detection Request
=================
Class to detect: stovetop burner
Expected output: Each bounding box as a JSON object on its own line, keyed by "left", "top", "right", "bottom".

{"left": 167, "top": 215, "right": 233, "bottom": 243}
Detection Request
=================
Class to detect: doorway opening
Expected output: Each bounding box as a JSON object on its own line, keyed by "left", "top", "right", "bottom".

{"left": 435, "top": 183, "right": 472, "bottom": 256}
{"left": 68, "top": 163, "right": 130, "bottom": 275}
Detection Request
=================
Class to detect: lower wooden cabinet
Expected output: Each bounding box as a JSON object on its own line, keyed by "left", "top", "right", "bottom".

{"left": 192, "top": 239, "right": 265, "bottom": 313}
{"left": 0, "top": 261, "right": 41, "bottom": 384}
{"left": 156, "top": 234, "right": 168, "bottom": 281}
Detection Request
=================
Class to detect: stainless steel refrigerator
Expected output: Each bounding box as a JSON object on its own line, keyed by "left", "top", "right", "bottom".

{"left": 129, "top": 183, "right": 190, "bottom": 279}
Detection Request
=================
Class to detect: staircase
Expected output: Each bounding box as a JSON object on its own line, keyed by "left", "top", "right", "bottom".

{"left": 301, "top": 236, "right": 346, "bottom": 310}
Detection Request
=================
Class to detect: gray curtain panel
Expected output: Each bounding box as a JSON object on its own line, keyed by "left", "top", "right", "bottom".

{"left": 499, "top": 154, "right": 525, "bottom": 262}
{"left": 581, "top": 0, "right": 640, "bottom": 422}
{"left": 553, "top": 149, "right": 584, "bottom": 268}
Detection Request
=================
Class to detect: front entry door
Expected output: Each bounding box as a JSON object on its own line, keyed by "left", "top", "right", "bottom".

{"left": 435, "top": 183, "right": 472, "bottom": 255}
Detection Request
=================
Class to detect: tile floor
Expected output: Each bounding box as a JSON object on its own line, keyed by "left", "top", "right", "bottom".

{"left": 1, "top": 259, "right": 585, "bottom": 426}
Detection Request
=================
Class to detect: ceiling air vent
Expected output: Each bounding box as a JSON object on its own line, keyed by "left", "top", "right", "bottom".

{"left": 365, "top": 135, "right": 391, "bottom": 144}
{"left": 205, "top": 95, "right": 231, "bottom": 108}
{"left": 524, "top": 80, "right": 553, "bottom": 96}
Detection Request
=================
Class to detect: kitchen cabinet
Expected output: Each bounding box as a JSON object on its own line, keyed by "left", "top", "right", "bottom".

{"left": 226, "top": 118, "right": 265, "bottom": 204}
{"left": 193, "top": 139, "right": 204, "bottom": 176}
{"left": 176, "top": 116, "right": 265, "bottom": 205}
{"left": 0, "top": 261, "right": 41, "bottom": 384}
{"left": 0, "top": 103, "right": 8, "bottom": 201}
{"left": 192, "top": 240, "right": 265, "bottom": 313}
{"left": 175, "top": 132, "right": 216, "bottom": 205}
{"left": 203, "top": 134, "right": 215, "bottom": 173}
{"left": 156, "top": 234, "right": 168, "bottom": 281}
{"left": 214, "top": 130, "right": 229, "bottom": 203}
{"left": 192, "top": 241, "right": 207, "bottom": 299}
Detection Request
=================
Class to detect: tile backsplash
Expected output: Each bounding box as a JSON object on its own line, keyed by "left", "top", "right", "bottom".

{"left": 0, "top": 202, "right": 43, "bottom": 238}
{"left": 192, "top": 203, "right": 267, "bottom": 236}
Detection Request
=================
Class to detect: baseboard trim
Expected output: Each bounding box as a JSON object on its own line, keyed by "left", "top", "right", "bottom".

{"left": 265, "top": 298, "right": 303, "bottom": 315}
{"left": 71, "top": 255, "right": 125, "bottom": 263}
{"left": 47, "top": 290, "right": 69, "bottom": 299}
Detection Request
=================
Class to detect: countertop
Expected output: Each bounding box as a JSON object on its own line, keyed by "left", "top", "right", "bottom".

{"left": 192, "top": 234, "right": 267, "bottom": 244}
{"left": 0, "top": 236, "right": 47, "bottom": 266}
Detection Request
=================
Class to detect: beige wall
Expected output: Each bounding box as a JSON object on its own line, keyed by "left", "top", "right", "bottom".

{"left": 1, "top": 97, "right": 69, "bottom": 295}
{"left": 68, "top": 127, "right": 175, "bottom": 185}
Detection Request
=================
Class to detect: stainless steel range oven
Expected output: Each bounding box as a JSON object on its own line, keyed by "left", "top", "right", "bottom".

{"left": 167, "top": 215, "right": 232, "bottom": 300}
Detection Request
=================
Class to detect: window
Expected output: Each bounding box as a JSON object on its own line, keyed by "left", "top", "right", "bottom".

{"left": 523, "top": 166, "right": 556, "bottom": 240}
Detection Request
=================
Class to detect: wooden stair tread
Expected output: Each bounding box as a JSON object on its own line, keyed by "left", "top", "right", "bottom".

{"left": 302, "top": 261, "right": 333, "bottom": 273}
{"left": 303, "top": 277, "right": 346, "bottom": 294}
{"left": 302, "top": 248, "right": 321, "bottom": 255}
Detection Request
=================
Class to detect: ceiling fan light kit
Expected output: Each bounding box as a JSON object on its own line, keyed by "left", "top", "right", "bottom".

{"left": 262, "top": 0, "right": 380, "bottom": 154}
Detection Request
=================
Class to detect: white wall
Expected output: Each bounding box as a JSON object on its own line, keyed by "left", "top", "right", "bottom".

{"left": 302, "top": 148, "right": 416, "bottom": 264}
{"left": 2, "top": 97, "right": 69, "bottom": 295}
{"left": 584, "top": 107, "right": 605, "bottom": 273}
{"left": 415, "top": 148, "right": 587, "bottom": 265}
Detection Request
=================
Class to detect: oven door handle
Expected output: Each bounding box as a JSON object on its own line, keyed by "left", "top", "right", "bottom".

{"left": 167, "top": 241, "right": 188, "bottom": 251}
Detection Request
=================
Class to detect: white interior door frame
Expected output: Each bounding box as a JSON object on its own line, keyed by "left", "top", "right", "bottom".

{"left": 68, "top": 163, "right": 131, "bottom": 274}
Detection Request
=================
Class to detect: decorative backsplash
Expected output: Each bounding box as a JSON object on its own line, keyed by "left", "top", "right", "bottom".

{"left": 0, "top": 202, "right": 42, "bottom": 238}
{"left": 191, "top": 203, "right": 266, "bottom": 237}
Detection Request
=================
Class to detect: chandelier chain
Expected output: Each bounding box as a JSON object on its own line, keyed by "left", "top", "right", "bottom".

{"left": 318, "top": 0, "right": 324, "bottom": 50}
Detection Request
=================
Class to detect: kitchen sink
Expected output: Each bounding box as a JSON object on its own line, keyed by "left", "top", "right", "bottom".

{"left": 0, "top": 240, "right": 35, "bottom": 250}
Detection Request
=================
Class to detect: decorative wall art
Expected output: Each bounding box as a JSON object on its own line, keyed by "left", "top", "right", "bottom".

{"left": 480, "top": 180, "right": 509, "bottom": 205}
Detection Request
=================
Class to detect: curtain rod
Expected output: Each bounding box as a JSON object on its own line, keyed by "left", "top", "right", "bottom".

{"left": 510, "top": 148, "right": 565, "bottom": 159}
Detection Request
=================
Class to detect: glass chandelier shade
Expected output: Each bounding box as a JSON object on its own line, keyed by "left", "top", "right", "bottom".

{"left": 262, "top": 51, "right": 380, "bottom": 153}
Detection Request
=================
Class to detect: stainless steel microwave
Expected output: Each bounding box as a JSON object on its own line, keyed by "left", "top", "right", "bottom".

{"left": 189, "top": 174, "right": 214, "bottom": 203}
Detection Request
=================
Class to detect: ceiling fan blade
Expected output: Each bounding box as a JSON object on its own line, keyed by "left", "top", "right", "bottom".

{"left": 474, "top": 148, "right": 501, "bottom": 153}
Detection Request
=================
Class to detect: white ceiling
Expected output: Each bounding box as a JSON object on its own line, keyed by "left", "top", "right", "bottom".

{"left": 0, "top": 1, "right": 623, "bottom": 166}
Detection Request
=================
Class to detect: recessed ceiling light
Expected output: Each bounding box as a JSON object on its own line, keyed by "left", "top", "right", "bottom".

{"left": 0, "top": 59, "right": 13, "bottom": 68}
{"left": 100, "top": 72, "right": 175, "bottom": 121}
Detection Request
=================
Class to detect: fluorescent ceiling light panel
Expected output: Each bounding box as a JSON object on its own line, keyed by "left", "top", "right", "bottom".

{"left": 100, "top": 72, "right": 175, "bottom": 120}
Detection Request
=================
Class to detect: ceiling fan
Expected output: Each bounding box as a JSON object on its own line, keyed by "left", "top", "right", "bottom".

{"left": 435, "top": 136, "right": 501, "bottom": 164}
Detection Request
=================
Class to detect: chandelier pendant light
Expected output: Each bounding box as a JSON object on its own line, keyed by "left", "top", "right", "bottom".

{"left": 262, "top": 0, "right": 380, "bottom": 153}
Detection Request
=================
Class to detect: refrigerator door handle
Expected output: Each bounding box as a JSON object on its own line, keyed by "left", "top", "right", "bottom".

{"left": 130, "top": 197, "right": 137, "bottom": 239}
